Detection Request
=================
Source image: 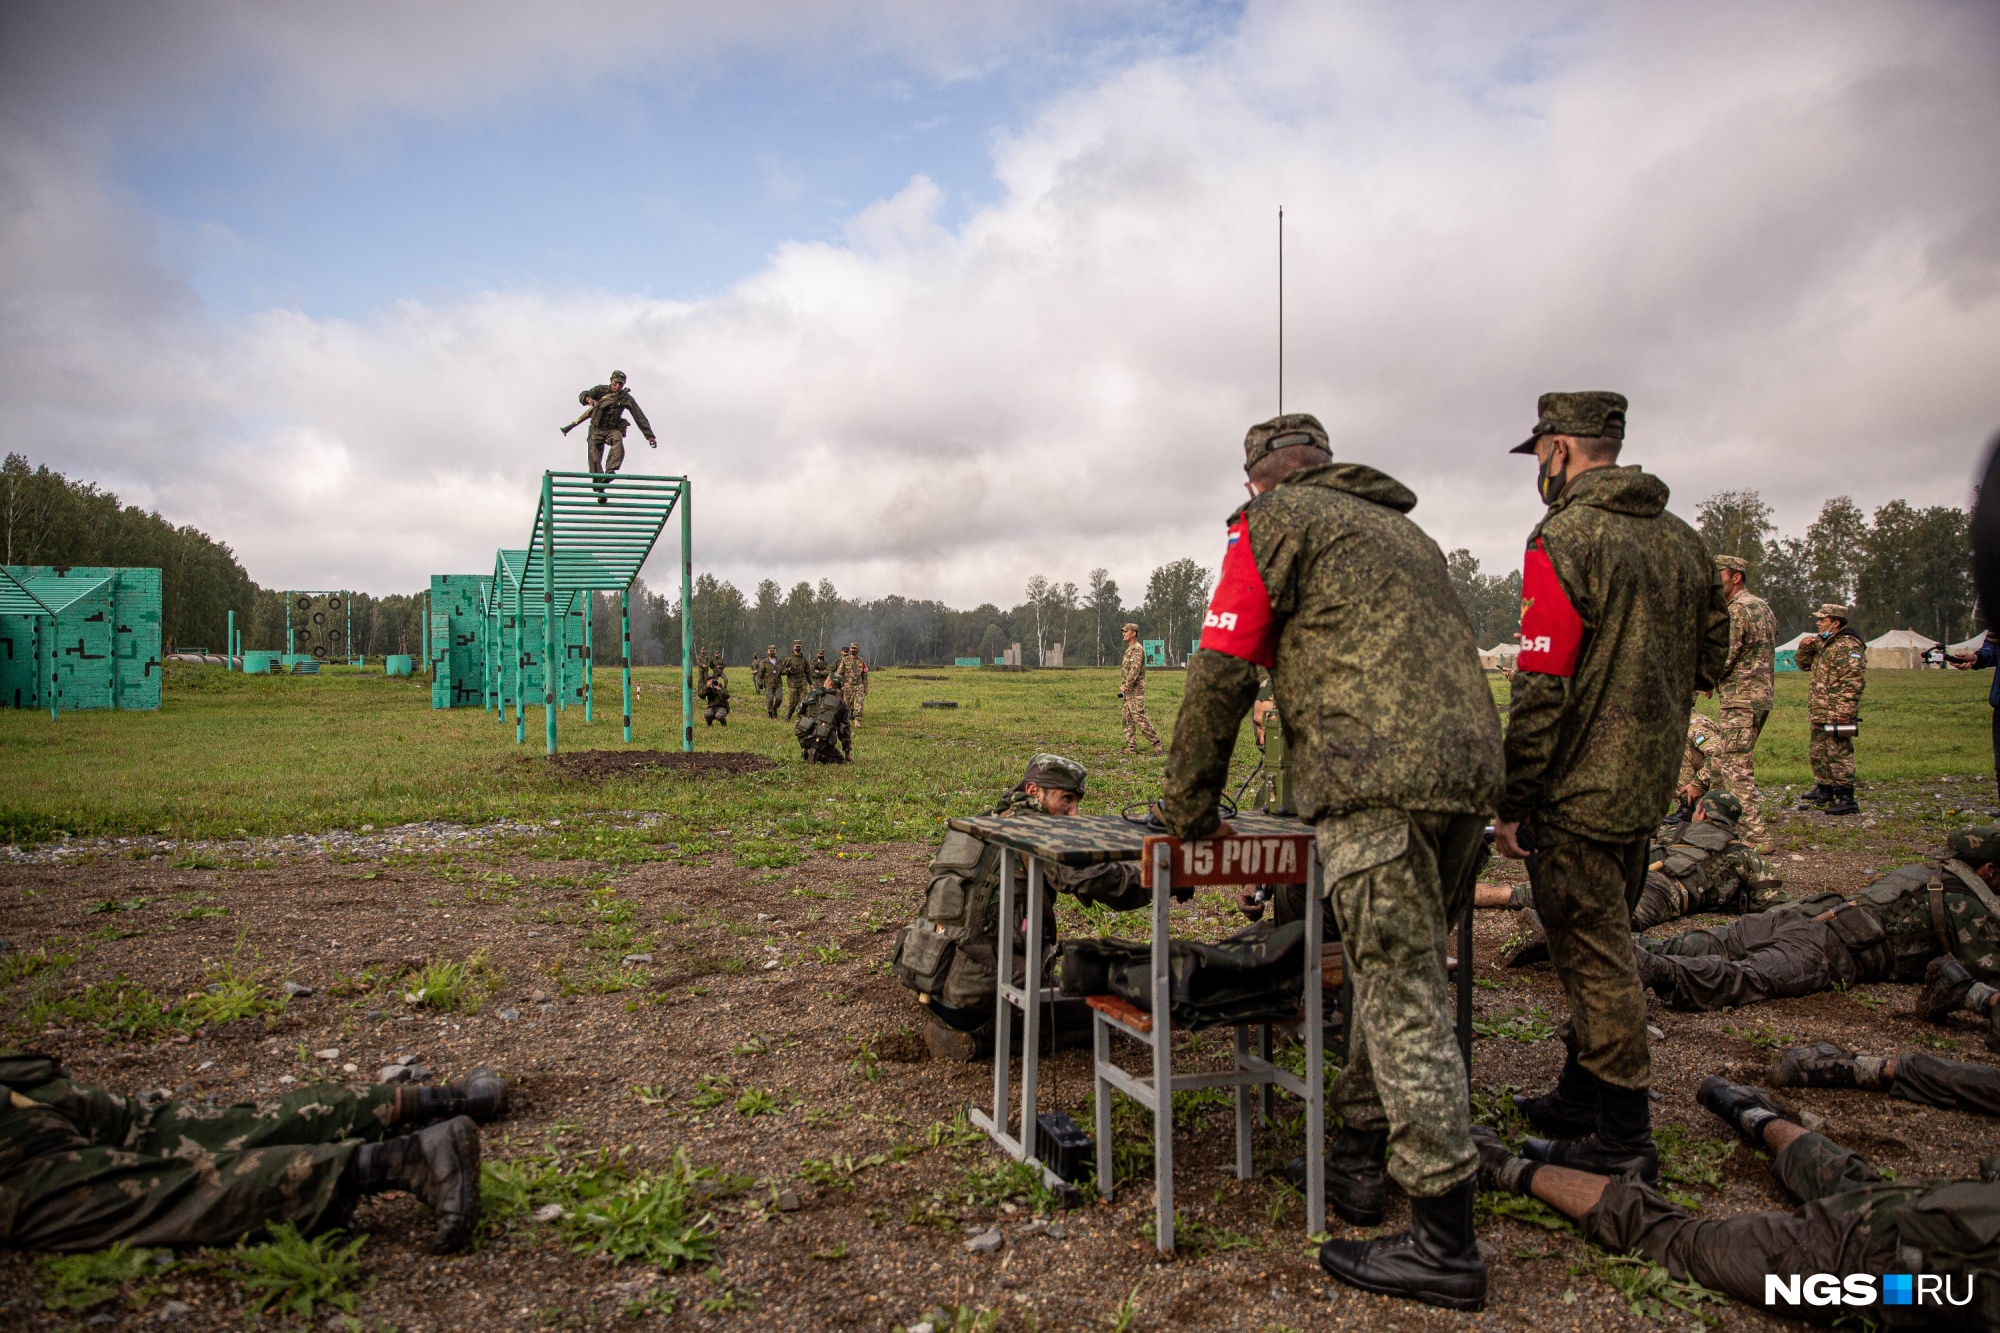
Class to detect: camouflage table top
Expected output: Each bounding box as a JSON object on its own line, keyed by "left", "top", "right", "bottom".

{"left": 944, "top": 811, "right": 1312, "bottom": 866}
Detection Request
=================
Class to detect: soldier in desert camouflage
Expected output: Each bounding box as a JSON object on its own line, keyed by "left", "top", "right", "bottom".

{"left": 1794, "top": 602, "right": 1867, "bottom": 816}
{"left": 1117, "top": 624, "right": 1162, "bottom": 755}
{"left": 1710, "top": 554, "right": 1777, "bottom": 846}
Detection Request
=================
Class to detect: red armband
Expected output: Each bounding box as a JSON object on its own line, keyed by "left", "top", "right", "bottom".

{"left": 1517, "top": 540, "right": 1583, "bottom": 676}
{"left": 1199, "top": 516, "right": 1277, "bottom": 666}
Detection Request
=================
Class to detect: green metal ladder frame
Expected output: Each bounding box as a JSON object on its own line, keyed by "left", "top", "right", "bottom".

{"left": 495, "top": 471, "right": 692, "bottom": 755}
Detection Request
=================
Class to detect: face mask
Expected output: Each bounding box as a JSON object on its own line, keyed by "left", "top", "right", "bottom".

{"left": 1536, "top": 445, "right": 1566, "bottom": 506}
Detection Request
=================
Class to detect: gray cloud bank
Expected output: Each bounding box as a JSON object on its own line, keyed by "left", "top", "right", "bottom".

{"left": 2, "top": 0, "right": 1996, "bottom": 602}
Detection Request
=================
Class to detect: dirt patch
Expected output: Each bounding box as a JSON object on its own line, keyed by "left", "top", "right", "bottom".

{"left": 547, "top": 750, "right": 776, "bottom": 779}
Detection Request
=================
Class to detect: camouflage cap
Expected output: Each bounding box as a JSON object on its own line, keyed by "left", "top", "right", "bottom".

{"left": 1715, "top": 555, "right": 1748, "bottom": 574}
{"left": 1022, "top": 752, "right": 1087, "bottom": 794}
{"left": 850, "top": 642, "right": 859, "bottom": 650}
{"left": 1243, "top": 413, "right": 1331, "bottom": 472}
{"left": 1510, "top": 391, "right": 1628, "bottom": 454}
{"left": 1815, "top": 603, "right": 1851, "bottom": 621}
{"left": 1122, "top": 622, "right": 1139, "bottom": 634}
{"left": 609, "top": 370, "right": 627, "bottom": 382}
{"left": 1948, "top": 826, "right": 2000, "bottom": 866}
{"left": 1698, "top": 790, "right": 1742, "bottom": 825}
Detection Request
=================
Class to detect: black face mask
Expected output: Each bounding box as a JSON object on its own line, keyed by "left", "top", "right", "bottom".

{"left": 1536, "top": 445, "right": 1566, "bottom": 506}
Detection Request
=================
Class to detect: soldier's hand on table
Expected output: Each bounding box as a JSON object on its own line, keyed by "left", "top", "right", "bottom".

{"left": 1492, "top": 820, "right": 1530, "bottom": 860}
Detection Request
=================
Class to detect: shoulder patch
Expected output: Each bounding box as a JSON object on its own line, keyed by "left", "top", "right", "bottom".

{"left": 1199, "top": 515, "right": 1277, "bottom": 666}
{"left": 1517, "top": 540, "right": 1584, "bottom": 676}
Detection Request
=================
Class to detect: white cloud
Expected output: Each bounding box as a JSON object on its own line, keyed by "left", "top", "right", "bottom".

{"left": 2, "top": 0, "right": 1997, "bottom": 603}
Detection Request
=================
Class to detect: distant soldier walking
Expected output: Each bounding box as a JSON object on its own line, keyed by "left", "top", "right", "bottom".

{"left": 1118, "top": 623, "right": 1162, "bottom": 755}
{"left": 836, "top": 643, "right": 867, "bottom": 723}
{"left": 761, "top": 645, "right": 784, "bottom": 718}
{"left": 779, "top": 640, "right": 811, "bottom": 719}
{"left": 1794, "top": 603, "right": 1866, "bottom": 816}
{"left": 1711, "top": 555, "right": 1777, "bottom": 846}
{"left": 572, "top": 371, "right": 657, "bottom": 503}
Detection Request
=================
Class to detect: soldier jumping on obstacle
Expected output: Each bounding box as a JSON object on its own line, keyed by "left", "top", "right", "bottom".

{"left": 563, "top": 370, "right": 658, "bottom": 504}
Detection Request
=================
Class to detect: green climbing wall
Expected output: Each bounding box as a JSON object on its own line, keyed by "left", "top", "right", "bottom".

{"left": 0, "top": 566, "right": 163, "bottom": 712}
{"left": 429, "top": 574, "right": 492, "bottom": 709}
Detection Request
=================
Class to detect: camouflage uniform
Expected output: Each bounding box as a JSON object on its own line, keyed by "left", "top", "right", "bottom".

{"left": 793, "top": 682, "right": 852, "bottom": 763}
{"left": 779, "top": 645, "right": 810, "bottom": 719}
{"left": 1676, "top": 712, "right": 1724, "bottom": 797}
{"left": 1575, "top": 1131, "right": 2000, "bottom": 1328}
{"left": 1163, "top": 425, "right": 1505, "bottom": 1199}
{"left": 1795, "top": 620, "right": 1867, "bottom": 788}
{"left": 834, "top": 646, "right": 865, "bottom": 723}
{"left": 0, "top": 1052, "right": 400, "bottom": 1250}
{"left": 1713, "top": 580, "right": 1776, "bottom": 841}
{"left": 851, "top": 647, "right": 869, "bottom": 720}
{"left": 1501, "top": 458, "right": 1729, "bottom": 1092}
{"left": 1119, "top": 634, "right": 1161, "bottom": 754}
{"left": 699, "top": 669, "right": 730, "bottom": 726}
{"left": 577, "top": 378, "right": 656, "bottom": 497}
{"left": 1637, "top": 853, "right": 2000, "bottom": 1012}
{"left": 760, "top": 649, "right": 783, "bottom": 718}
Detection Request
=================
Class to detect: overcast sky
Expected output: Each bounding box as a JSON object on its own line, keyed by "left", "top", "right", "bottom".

{"left": 3, "top": 0, "right": 1996, "bottom": 605}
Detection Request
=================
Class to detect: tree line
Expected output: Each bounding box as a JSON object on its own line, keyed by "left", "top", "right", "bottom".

{"left": 4, "top": 454, "right": 1976, "bottom": 666}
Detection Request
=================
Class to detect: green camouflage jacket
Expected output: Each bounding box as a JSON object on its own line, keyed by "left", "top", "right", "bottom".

{"left": 1719, "top": 591, "right": 1777, "bottom": 711}
{"left": 1648, "top": 819, "right": 1787, "bottom": 915}
{"left": 1163, "top": 462, "right": 1504, "bottom": 838}
{"left": 1844, "top": 858, "right": 2000, "bottom": 984}
{"left": 1499, "top": 466, "right": 1730, "bottom": 842}
{"left": 1796, "top": 625, "right": 1867, "bottom": 722}
{"left": 779, "top": 651, "right": 810, "bottom": 683}
{"left": 578, "top": 383, "right": 656, "bottom": 439}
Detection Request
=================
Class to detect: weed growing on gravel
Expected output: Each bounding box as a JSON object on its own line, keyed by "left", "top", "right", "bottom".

{"left": 229, "top": 1224, "right": 369, "bottom": 1319}
{"left": 631, "top": 1086, "right": 670, "bottom": 1107}
{"left": 1723, "top": 1022, "right": 1796, "bottom": 1050}
{"left": 1656, "top": 1125, "right": 1736, "bottom": 1200}
{"left": 1479, "top": 1191, "right": 1575, "bottom": 1232}
{"left": 849, "top": 1037, "right": 880, "bottom": 1080}
{"left": 86, "top": 897, "right": 150, "bottom": 914}
{"left": 1141, "top": 1211, "right": 1254, "bottom": 1254}
{"left": 733, "top": 1086, "right": 783, "bottom": 1117}
{"left": 798, "top": 1152, "right": 889, "bottom": 1191}
{"left": 179, "top": 905, "right": 228, "bottom": 919}
{"left": 1108, "top": 1285, "right": 1142, "bottom": 1332}
{"left": 688, "top": 1075, "right": 732, "bottom": 1110}
{"left": 953, "top": 1159, "right": 1062, "bottom": 1212}
{"left": 181, "top": 960, "right": 284, "bottom": 1028}
{"left": 483, "top": 1149, "right": 720, "bottom": 1270}
{"left": 922, "top": 1109, "right": 983, "bottom": 1150}
{"left": 622, "top": 1289, "right": 680, "bottom": 1317}
{"left": 0, "top": 944, "right": 77, "bottom": 987}
{"left": 36, "top": 1243, "right": 171, "bottom": 1310}
{"left": 1588, "top": 1252, "right": 1728, "bottom": 1325}
{"left": 26, "top": 978, "right": 175, "bottom": 1039}
{"left": 403, "top": 950, "right": 502, "bottom": 1012}
{"left": 1474, "top": 1007, "right": 1558, "bottom": 1042}
{"left": 1470, "top": 1084, "right": 1534, "bottom": 1148}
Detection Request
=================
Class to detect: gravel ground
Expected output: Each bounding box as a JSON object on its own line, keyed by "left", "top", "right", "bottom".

{"left": 2, "top": 821, "right": 1996, "bottom": 1331}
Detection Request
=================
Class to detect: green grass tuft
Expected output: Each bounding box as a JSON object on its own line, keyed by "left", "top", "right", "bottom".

{"left": 229, "top": 1223, "right": 369, "bottom": 1319}
{"left": 37, "top": 1242, "right": 169, "bottom": 1310}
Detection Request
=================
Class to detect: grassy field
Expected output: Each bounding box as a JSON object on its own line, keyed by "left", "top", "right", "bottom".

{"left": 1, "top": 662, "right": 1991, "bottom": 848}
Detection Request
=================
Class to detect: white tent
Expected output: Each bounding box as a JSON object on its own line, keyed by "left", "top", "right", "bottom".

{"left": 1866, "top": 628, "right": 1939, "bottom": 670}
{"left": 1479, "top": 642, "right": 1519, "bottom": 671}
{"left": 1948, "top": 633, "right": 1990, "bottom": 658}
{"left": 1778, "top": 632, "right": 1813, "bottom": 653}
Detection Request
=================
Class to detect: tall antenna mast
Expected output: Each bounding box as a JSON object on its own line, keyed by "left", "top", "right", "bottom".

{"left": 1277, "top": 206, "right": 1284, "bottom": 414}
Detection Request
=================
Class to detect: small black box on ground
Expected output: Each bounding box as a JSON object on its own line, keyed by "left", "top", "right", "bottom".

{"left": 1035, "top": 1111, "right": 1093, "bottom": 1183}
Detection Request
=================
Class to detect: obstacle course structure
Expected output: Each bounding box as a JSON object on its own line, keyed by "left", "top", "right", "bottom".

{"left": 0, "top": 566, "right": 163, "bottom": 715}
{"left": 284, "top": 591, "right": 360, "bottom": 665}
{"left": 441, "top": 472, "right": 690, "bottom": 755}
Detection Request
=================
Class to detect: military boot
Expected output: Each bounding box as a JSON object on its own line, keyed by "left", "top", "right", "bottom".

{"left": 1768, "top": 1042, "right": 1887, "bottom": 1090}
{"left": 1796, "top": 784, "right": 1832, "bottom": 810}
{"left": 1500, "top": 908, "right": 1551, "bottom": 969}
{"left": 1696, "top": 1076, "right": 1792, "bottom": 1147}
{"left": 349, "top": 1116, "right": 482, "bottom": 1252}
{"left": 1317, "top": 1178, "right": 1485, "bottom": 1312}
{"left": 1522, "top": 1079, "right": 1658, "bottom": 1181}
{"left": 406, "top": 1068, "right": 512, "bottom": 1122}
{"left": 922, "top": 1019, "right": 985, "bottom": 1062}
{"left": 1513, "top": 1049, "right": 1597, "bottom": 1140}
{"left": 1284, "top": 1127, "right": 1388, "bottom": 1226}
{"left": 1919, "top": 956, "right": 1977, "bottom": 1022}
{"left": 1824, "top": 786, "right": 1860, "bottom": 816}
{"left": 1631, "top": 940, "right": 1675, "bottom": 996}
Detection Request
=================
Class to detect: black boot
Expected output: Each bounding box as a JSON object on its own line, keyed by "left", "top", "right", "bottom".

{"left": 1513, "top": 1049, "right": 1597, "bottom": 1139}
{"left": 1284, "top": 1127, "right": 1387, "bottom": 1226}
{"left": 1317, "top": 1177, "right": 1485, "bottom": 1312}
{"left": 1768, "top": 1042, "right": 1886, "bottom": 1090}
{"left": 1522, "top": 1078, "right": 1657, "bottom": 1180}
{"left": 1796, "top": 784, "right": 1832, "bottom": 809}
{"left": 1919, "top": 956, "right": 1976, "bottom": 1022}
{"left": 1696, "top": 1075, "right": 1792, "bottom": 1147}
{"left": 408, "top": 1068, "right": 512, "bottom": 1122}
{"left": 1824, "top": 786, "right": 1860, "bottom": 816}
{"left": 349, "top": 1116, "right": 482, "bottom": 1252}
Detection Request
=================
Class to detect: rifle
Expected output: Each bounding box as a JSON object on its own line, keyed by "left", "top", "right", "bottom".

{"left": 559, "top": 407, "right": 594, "bottom": 436}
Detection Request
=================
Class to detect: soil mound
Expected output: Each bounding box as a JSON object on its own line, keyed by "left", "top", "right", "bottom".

{"left": 549, "top": 750, "right": 775, "bottom": 779}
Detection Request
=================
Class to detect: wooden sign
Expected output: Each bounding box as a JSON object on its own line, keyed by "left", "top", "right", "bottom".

{"left": 1141, "top": 831, "right": 1313, "bottom": 887}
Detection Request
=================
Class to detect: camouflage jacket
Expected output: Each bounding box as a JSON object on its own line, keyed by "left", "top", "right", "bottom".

{"left": 1163, "top": 463, "right": 1504, "bottom": 838}
{"left": 578, "top": 384, "right": 655, "bottom": 439}
{"left": 1795, "top": 625, "right": 1867, "bottom": 722}
{"left": 1718, "top": 591, "right": 1777, "bottom": 711}
{"left": 779, "top": 651, "right": 810, "bottom": 683}
{"left": 1841, "top": 858, "right": 2000, "bottom": 984}
{"left": 1648, "top": 819, "right": 1787, "bottom": 915}
{"left": 1676, "top": 712, "right": 1723, "bottom": 793}
{"left": 1120, "top": 640, "right": 1147, "bottom": 692}
{"left": 832, "top": 653, "right": 860, "bottom": 688}
{"left": 1500, "top": 466, "right": 1730, "bottom": 842}
{"left": 699, "top": 673, "right": 729, "bottom": 705}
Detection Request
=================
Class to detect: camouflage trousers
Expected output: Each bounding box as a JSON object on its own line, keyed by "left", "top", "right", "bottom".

{"left": 1637, "top": 909, "right": 1860, "bottom": 1011}
{"left": 1582, "top": 1132, "right": 2000, "bottom": 1328}
{"left": 1887, "top": 1052, "right": 2000, "bottom": 1117}
{"left": 1322, "top": 809, "right": 1484, "bottom": 1197}
{"left": 1809, "top": 729, "right": 1856, "bottom": 785}
{"left": 1527, "top": 826, "right": 1651, "bottom": 1090}
{"left": 784, "top": 679, "right": 806, "bottom": 719}
{"left": 841, "top": 682, "right": 863, "bottom": 723}
{"left": 1713, "top": 704, "right": 1769, "bottom": 839}
{"left": 764, "top": 681, "right": 783, "bottom": 718}
{"left": 1, "top": 1079, "right": 400, "bottom": 1251}
{"left": 1121, "top": 689, "right": 1160, "bottom": 752}
{"left": 585, "top": 429, "right": 626, "bottom": 476}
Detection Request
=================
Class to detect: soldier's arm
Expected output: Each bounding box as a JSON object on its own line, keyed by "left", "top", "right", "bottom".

{"left": 1833, "top": 645, "right": 1866, "bottom": 714}
{"left": 623, "top": 394, "right": 657, "bottom": 441}
{"left": 1720, "top": 604, "right": 1749, "bottom": 683}
{"left": 1794, "top": 636, "right": 1822, "bottom": 670}
{"left": 1053, "top": 860, "right": 1149, "bottom": 911}
{"left": 1693, "top": 572, "right": 1731, "bottom": 694}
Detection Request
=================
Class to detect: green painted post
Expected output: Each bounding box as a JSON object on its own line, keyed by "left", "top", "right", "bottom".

{"left": 227, "top": 610, "right": 235, "bottom": 671}
{"left": 346, "top": 593, "right": 355, "bottom": 666}
{"left": 680, "top": 479, "right": 693, "bottom": 753}
{"left": 515, "top": 578, "right": 527, "bottom": 746}
{"left": 620, "top": 589, "right": 632, "bottom": 744}
{"left": 543, "top": 472, "right": 559, "bottom": 756}
{"left": 286, "top": 591, "right": 295, "bottom": 658}
{"left": 584, "top": 591, "right": 594, "bottom": 722}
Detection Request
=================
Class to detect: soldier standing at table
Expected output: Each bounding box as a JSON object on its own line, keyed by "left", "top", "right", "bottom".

{"left": 1711, "top": 554, "right": 1778, "bottom": 846}
{"left": 1491, "top": 391, "right": 1728, "bottom": 1183}
{"left": 1794, "top": 603, "right": 1867, "bottom": 816}
{"left": 1118, "top": 623, "right": 1163, "bottom": 755}
{"left": 1164, "top": 413, "right": 1505, "bottom": 1310}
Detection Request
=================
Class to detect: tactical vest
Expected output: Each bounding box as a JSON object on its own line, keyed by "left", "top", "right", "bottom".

{"left": 894, "top": 829, "right": 1011, "bottom": 1012}
{"left": 1832, "top": 859, "right": 2000, "bottom": 982}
